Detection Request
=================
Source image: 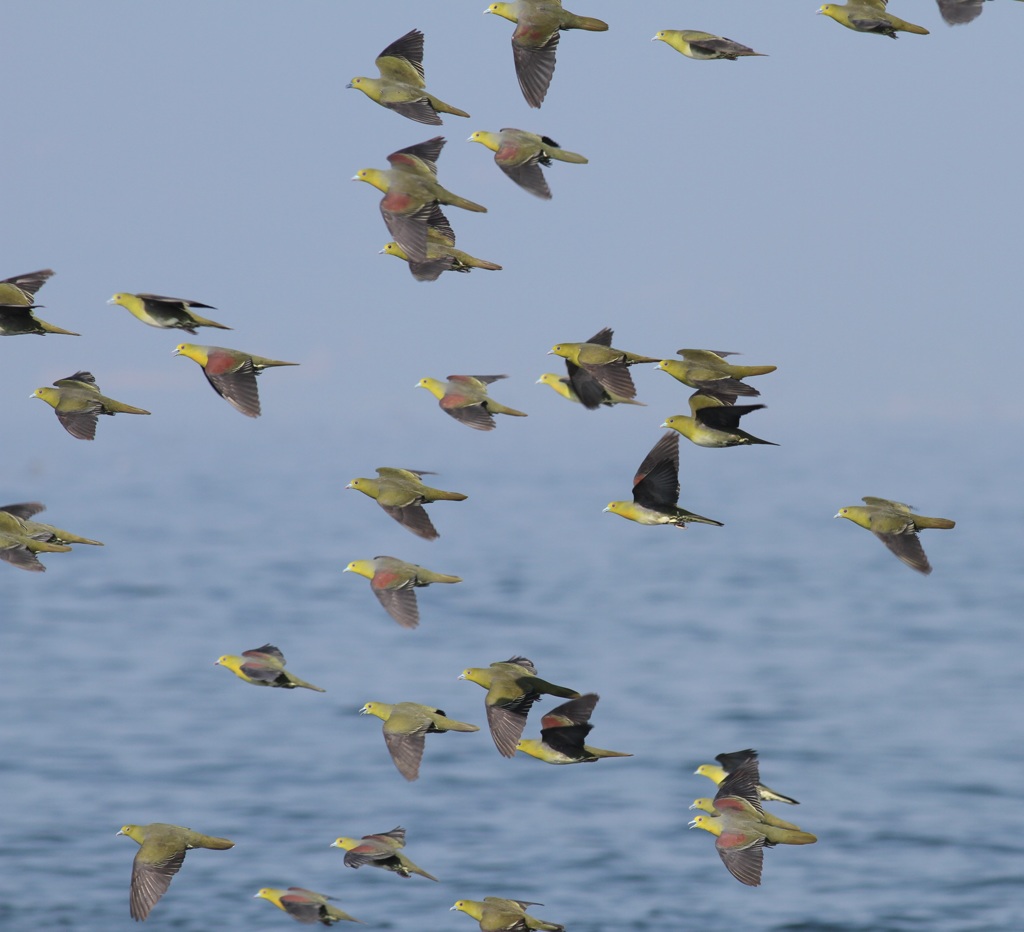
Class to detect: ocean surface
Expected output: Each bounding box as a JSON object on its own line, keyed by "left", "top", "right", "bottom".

{"left": 3, "top": 420, "right": 1022, "bottom": 931}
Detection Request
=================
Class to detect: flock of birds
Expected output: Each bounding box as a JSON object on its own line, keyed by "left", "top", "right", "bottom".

{"left": 3, "top": 0, "right": 985, "bottom": 926}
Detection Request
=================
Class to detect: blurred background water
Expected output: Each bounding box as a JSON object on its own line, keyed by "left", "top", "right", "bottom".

{"left": 3, "top": 0, "right": 1024, "bottom": 928}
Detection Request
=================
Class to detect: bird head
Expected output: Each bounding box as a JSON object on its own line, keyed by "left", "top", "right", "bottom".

{"left": 602, "top": 502, "right": 624, "bottom": 515}
{"left": 344, "top": 560, "right": 376, "bottom": 579}
{"left": 380, "top": 242, "right": 408, "bottom": 260}
{"left": 690, "top": 798, "right": 716, "bottom": 814}
{"left": 352, "top": 168, "right": 389, "bottom": 193}
{"left": 117, "top": 824, "right": 143, "bottom": 842}
{"left": 467, "top": 130, "right": 500, "bottom": 152}
{"left": 359, "top": 701, "right": 389, "bottom": 720}
{"left": 484, "top": 4, "right": 516, "bottom": 22}
{"left": 416, "top": 377, "right": 446, "bottom": 399}
{"left": 30, "top": 387, "right": 59, "bottom": 407}
{"left": 107, "top": 293, "right": 129, "bottom": 308}
{"left": 652, "top": 31, "right": 667, "bottom": 43}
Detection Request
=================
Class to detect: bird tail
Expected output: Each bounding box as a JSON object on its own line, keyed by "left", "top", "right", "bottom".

{"left": 188, "top": 312, "right": 232, "bottom": 330}
{"left": 586, "top": 746, "right": 633, "bottom": 759}
{"left": 48, "top": 529, "right": 103, "bottom": 545}
{"left": 467, "top": 257, "right": 502, "bottom": 271}
{"left": 768, "top": 828, "right": 817, "bottom": 845}
{"left": 565, "top": 14, "right": 608, "bottom": 31}
{"left": 899, "top": 20, "right": 930, "bottom": 35}
{"left": 434, "top": 717, "right": 479, "bottom": 732}
{"left": 424, "top": 488, "right": 468, "bottom": 501}
{"left": 915, "top": 516, "right": 955, "bottom": 530}
{"left": 196, "top": 835, "right": 235, "bottom": 850}
{"left": 489, "top": 402, "right": 528, "bottom": 417}
{"left": 26, "top": 539, "right": 73, "bottom": 554}
{"left": 289, "top": 675, "right": 327, "bottom": 692}
{"left": 404, "top": 859, "right": 439, "bottom": 882}
{"left": 109, "top": 402, "right": 152, "bottom": 415}
{"left": 726, "top": 364, "right": 777, "bottom": 378}
{"left": 251, "top": 356, "right": 300, "bottom": 369}
{"left": 445, "top": 194, "right": 487, "bottom": 213}
{"left": 549, "top": 147, "right": 588, "bottom": 164}
{"left": 423, "top": 571, "right": 463, "bottom": 584}
{"left": 624, "top": 353, "right": 661, "bottom": 365}
{"left": 543, "top": 684, "right": 582, "bottom": 700}
{"left": 431, "top": 97, "right": 470, "bottom": 119}
{"left": 38, "top": 318, "right": 80, "bottom": 336}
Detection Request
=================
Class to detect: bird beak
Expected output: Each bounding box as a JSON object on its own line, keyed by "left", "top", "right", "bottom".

{"left": 171, "top": 347, "right": 181, "bottom": 356}
{"left": 688, "top": 802, "right": 698, "bottom": 810}
{"left": 833, "top": 512, "right": 841, "bottom": 518}
{"left": 659, "top": 421, "right": 669, "bottom": 429}
{"left": 602, "top": 506, "right": 611, "bottom": 513}
{"left": 115, "top": 829, "right": 125, "bottom": 836}
{"left": 546, "top": 350, "right": 555, "bottom": 355}
{"left": 450, "top": 905, "right": 459, "bottom": 911}
{"left": 344, "top": 483, "right": 354, "bottom": 489}
{"left": 106, "top": 297, "right": 116, "bottom": 305}
{"left": 252, "top": 893, "right": 262, "bottom": 898}
{"left": 378, "top": 248, "right": 385, "bottom": 254}
{"left": 350, "top": 175, "right": 360, "bottom": 181}
{"left": 651, "top": 35, "right": 658, "bottom": 41}
{"left": 457, "top": 673, "right": 467, "bottom": 680}
{"left": 345, "top": 82, "right": 354, "bottom": 89}
{"left": 358, "top": 704, "right": 370, "bottom": 714}
{"left": 329, "top": 840, "right": 340, "bottom": 848}
{"left": 688, "top": 819, "right": 698, "bottom": 829}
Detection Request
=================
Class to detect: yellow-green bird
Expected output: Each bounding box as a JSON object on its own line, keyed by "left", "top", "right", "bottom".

{"left": 0, "top": 513, "right": 73, "bottom": 572}
{"left": 690, "top": 757, "right": 816, "bottom": 886}
{"left": 661, "top": 397, "right": 777, "bottom": 448}
{"left": 255, "top": 887, "right": 363, "bottom": 925}
{"left": 535, "top": 372, "right": 645, "bottom": 408}
{"left": 359, "top": 701, "right": 479, "bottom": 781}
{"left": 417, "top": 374, "right": 527, "bottom": 431}
{"left": 348, "top": 28, "right": 469, "bottom": 125}
{"left": 344, "top": 555, "right": 462, "bottom": 628}
{"left": 549, "top": 327, "right": 658, "bottom": 408}
{"left": 451, "top": 897, "right": 565, "bottom": 932}
{"left": 0, "top": 268, "right": 78, "bottom": 335}
{"left": 695, "top": 749, "right": 799, "bottom": 805}
{"left": 214, "top": 644, "right": 325, "bottom": 691}
{"left": 485, "top": 0, "right": 609, "bottom": 108}
{"left": 172, "top": 343, "right": 298, "bottom": 418}
{"left": 346, "top": 467, "right": 467, "bottom": 541}
{"left": 604, "top": 432, "right": 723, "bottom": 528}
{"left": 690, "top": 797, "right": 802, "bottom": 831}
{"left": 107, "top": 292, "right": 231, "bottom": 333}
{"left": 116, "top": 823, "right": 234, "bottom": 921}
{"left": 656, "top": 348, "right": 776, "bottom": 401}
{"left": 652, "top": 29, "right": 766, "bottom": 59}
{"left": 818, "top": 0, "right": 930, "bottom": 36}
{"left": 331, "top": 826, "right": 438, "bottom": 881}
{"left": 836, "top": 496, "right": 955, "bottom": 575}
{"left": 353, "top": 136, "right": 486, "bottom": 265}
{"left": 936, "top": 0, "right": 987, "bottom": 26}
{"left": 32, "top": 371, "right": 150, "bottom": 440}
{"left": 381, "top": 215, "right": 502, "bottom": 281}
{"left": 468, "top": 128, "right": 587, "bottom": 200}
{"left": 0, "top": 502, "right": 103, "bottom": 547}
{"left": 516, "top": 693, "right": 632, "bottom": 764}
{"left": 459, "top": 655, "right": 580, "bottom": 757}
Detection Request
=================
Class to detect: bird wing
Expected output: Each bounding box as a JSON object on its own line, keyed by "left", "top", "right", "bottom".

{"left": 382, "top": 716, "right": 429, "bottom": 780}
{"left": 540, "top": 694, "right": 597, "bottom": 729}
{"left": 376, "top": 29, "right": 426, "bottom": 83}
{"left": 539, "top": 721, "right": 592, "bottom": 757}
{"left": 202, "top": 359, "right": 261, "bottom": 418}
{"left": 696, "top": 404, "right": 764, "bottom": 431}
{"left": 632, "top": 433, "right": 679, "bottom": 508}
{"left": 586, "top": 327, "right": 614, "bottom": 347}
{"left": 715, "top": 831, "right": 766, "bottom": 887}
{"left": 136, "top": 293, "right": 215, "bottom": 309}
{"left": 486, "top": 689, "right": 538, "bottom": 757}
{"left": 130, "top": 847, "right": 186, "bottom": 921}
{"left": 871, "top": 527, "right": 931, "bottom": 574}
{"left": 371, "top": 583, "right": 420, "bottom": 628}
{"left": 237, "top": 657, "right": 283, "bottom": 684}
{"left": 512, "top": 30, "right": 558, "bottom": 108}
{"left": 387, "top": 98, "right": 444, "bottom": 126}
{"left": 407, "top": 256, "right": 455, "bottom": 281}
{"left": 579, "top": 359, "right": 637, "bottom": 402}
{"left": 440, "top": 398, "right": 495, "bottom": 431}
{"left": 379, "top": 503, "right": 439, "bottom": 541}
{"left": 278, "top": 890, "right": 328, "bottom": 923}
{"left": 381, "top": 200, "right": 434, "bottom": 265}
{"left": 55, "top": 406, "right": 101, "bottom": 441}
{"left": 387, "top": 137, "right": 445, "bottom": 175}
{"left": 243, "top": 644, "right": 285, "bottom": 664}
{"left": 0, "top": 540, "right": 47, "bottom": 572}
{"left": 714, "top": 749, "right": 758, "bottom": 772}
{"left": 0, "top": 502, "right": 46, "bottom": 520}
{"left": 862, "top": 496, "right": 914, "bottom": 513}
{"left": 565, "top": 361, "right": 610, "bottom": 409}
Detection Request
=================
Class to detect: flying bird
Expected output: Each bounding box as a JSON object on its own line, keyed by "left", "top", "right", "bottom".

{"left": 344, "top": 555, "right": 462, "bottom": 628}
{"left": 214, "top": 644, "right": 325, "bottom": 691}
{"left": 604, "top": 432, "right": 723, "bottom": 528}
{"left": 0, "top": 508, "right": 73, "bottom": 572}
{"left": 656, "top": 349, "right": 776, "bottom": 401}
{"left": 359, "top": 701, "right": 479, "bottom": 781}
{"left": 116, "top": 822, "right": 233, "bottom": 921}
{"left": 549, "top": 327, "right": 658, "bottom": 409}
{"left": 695, "top": 749, "right": 799, "bottom": 805}
{"left": 346, "top": 468, "right": 467, "bottom": 540}
{"left": 661, "top": 397, "right": 778, "bottom": 448}
{"left": 652, "top": 30, "right": 766, "bottom": 59}
{"left": 331, "top": 826, "right": 438, "bottom": 881}
{"left": 108, "top": 292, "right": 231, "bottom": 332}
{"left": 0, "top": 268, "right": 77, "bottom": 335}
{"left": 468, "top": 128, "right": 587, "bottom": 199}
{"left": 255, "top": 887, "right": 363, "bottom": 925}
{"left": 484, "top": 0, "right": 608, "bottom": 108}
{"left": 417, "top": 374, "right": 527, "bottom": 430}
{"left": 353, "top": 136, "right": 486, "bottom": 265}
{"left": 459, "top": 656, "right": 580, "bottom": 757}
{"left": 348, "top": 28, "right": 470, "bottom": 125}
{"left": 31, "top": 371, "right": 150, "bottom": 440}
{"left": 0, "top": 502, "right": 103, "bottom": 547}
{"left": 817, "top": 1, "right": 930, "bottom": 36}
{"left": 835, "top": 496, "right": 955, "bottom": 574}
{"left": 381, "top": 218, "right": 502, "bottom": 281}
{"left": 451, "top": 897, "right": 565, "bottom": 931}
{"left": 535, "top": 372, "right": 645, "bottom": 408}
{"left": 172, "top": 343, "right": 298, "bottom": 418}
{"left": 516, "top": 693, "right": 632, "bottom": 764}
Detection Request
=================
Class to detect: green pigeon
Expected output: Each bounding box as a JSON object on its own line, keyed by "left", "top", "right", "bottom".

{"left": 348, "top": 28, "right": 470, "bottom": 125}
{"left": 516, "top": 693, "right": 632, "bottom": 764}
{"left": 32, "top": 371, "right": 150, "bottom": 440}
{"left": 535, "top": 372, "right": 645, "bottom": 408}
{"left": 817, "top": 0, "right": 930, "bottom": 36}
{"left": 117, "top": 823, "right": 234, "bottom": 921}
{"left": 417, "top": 374, "right": 527, "bottom": 431}
{"left": 604, "top": 432, "right": 723, "bottom": 528}
{"left": 346, "top": 468, "right": 467, "bottom": 541}
{"left": 451, "top": 897, "right": 565, "bottom": 931}
{"left": 468, "top": 128, "right": 587, "bottom": 199}
{"left": 381, "top": 211, "right": 502, "bottom": 281}
{"left": 0, "top": 502, "right": 102, "bottom": 551}
{"left": 353, "top": 136, "right": 486, "bottom": 265}
{"left": 172, "top": 343, "right": 298, "bottom": 418}
{"left": 344, "top": 556, "right": 462, "bottom": 628}
{"left": 695, "top": 749, "right": 800, "bottom": 805}
{"left": 549, "top": 327, "right": 658, "bottom": 408}
{"left": 108, "top": 292, "right": 231, "bottom": 332}
{"left": 836, "top": 496, "right": 955, "bottom": 574}
{"left": 0, "top": 268, "right": 77, "bottom": 335}
{"left": 359, "top": 701, "right": 479, "bottom": 781}
{"left": 331, "top": 826, "right": 438, "bottom": 881}
{"left": 0, "top": 508, "right": 73, "bottom": 572}
{"left": 661, "top": 396, "right": 777, "bottom": 447}
{"left": 689, "top": 757, "right": 816, "bottom": 886}
{"left": 656, "top": 349, "right": 776, "bottom": 401}
{"left": 215, "top": 644, "right": 325, "bottom": 691}
{"left": 255, "top": 887, "right": 363, "bottom": 925}
{"left": 485, "top": 0, "right": 609, "bottom": 108}
{"left": 652, "top": 29, "right": 766, "bottom": 59}
{"left": 459, "top": 656, "right": 580, "bottom": 757}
